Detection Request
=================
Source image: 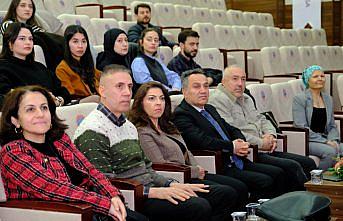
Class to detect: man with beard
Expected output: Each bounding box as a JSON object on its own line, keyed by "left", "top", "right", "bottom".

{"left": 167, "top": 30, "right": 222, "bottom": 86}
{"left": 128, "top": 3, "right": 177, "bottom": 49}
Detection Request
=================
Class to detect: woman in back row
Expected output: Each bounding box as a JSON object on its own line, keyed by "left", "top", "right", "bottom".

{"left": 55, "top": 25, "right": 100, "bottom": 103}
{"left": 0, "top": 22, "right": 70, "bottom": 108}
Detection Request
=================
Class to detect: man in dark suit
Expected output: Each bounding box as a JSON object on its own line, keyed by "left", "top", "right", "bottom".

{"left": 173, "top": 68, "right": 286, "bottom": 200}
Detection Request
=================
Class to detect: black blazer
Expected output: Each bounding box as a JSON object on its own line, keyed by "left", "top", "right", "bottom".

{"left": 173, "top": 99, "right": 246, "bottom": 155}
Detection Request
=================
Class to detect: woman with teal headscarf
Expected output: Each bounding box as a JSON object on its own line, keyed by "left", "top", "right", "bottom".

{"left": 292, "top": 65, "right": 343, "bottom": 170}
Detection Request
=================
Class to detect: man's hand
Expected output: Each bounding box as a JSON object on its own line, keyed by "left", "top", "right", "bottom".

{"left": 197, "top": 165, "right": 206, "bottom": 180}
{"left": 261, "top": 134, "right": 277, "bottom": 152}
{"left": 327, "top": 140, "right": 339, "bottom": 149}
{"left": 170, "top": 183, "right": 209, "bottom": 196}
{"left": 148, "top": 187, "right": 192, "bottom": 205}
{"left": 233, "top": 139, "right": 250, "bottom": 157}
{"left": 207, "top": 77, "right": 213, "bottom": 86}
{"left": 109, "top": 196, "right": 126, "bottom": 221}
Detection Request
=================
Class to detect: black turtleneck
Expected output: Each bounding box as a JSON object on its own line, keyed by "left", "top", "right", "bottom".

{"left": 25, "top": 139, "right": 84, "bottom": 186}
{"left": 0, "top": 56, "right": 70, "bottom": 107}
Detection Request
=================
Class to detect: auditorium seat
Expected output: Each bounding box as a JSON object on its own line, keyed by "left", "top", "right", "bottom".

{"left": 281, "top": 29, "right": 301, "bottom": 46}
{"left": 44, "top": 0, "right": 75, "bottom": 17}
{"left": 312, "top": 28, "right": 327, "bottom": 46}
{"left": 242, "top": 11, "right": 260, "bottom": 26}
{"left": 227, "top": 9, "right": 246, "bottom": 26}
{"left": 174, "top": 4, "right": 194, "bottom": 28}
{"left": 328, "top": 46, "right": 343, "bottom": 71}
{"left": 279, "top": 46, "right": 303, "bottom": 74}
{"left": 258, "top": 12, "right": 274, "bottom": 27}
{"left": 266, "top": 26, "right": 282, "bottom": 47}
{"left": 298, "top": 46, "right": 317, "bottom": 68}
{"left": 296, "top": 29, "right": 314, "bottom": 46}
{"left": 90, "top": 18, "right": 119, "bottom": 45}
{"left": 196, "top": 48, "right": 224, "bottom": 71}
{"left": 193, "top": 7, "right": 211, "bottom": 23}
{"left": 156, "top": 46, "right": 173, "bottom": 65}
{"left": 34, "top": 45, "right": 47, "bottom": 67}
{"left": 337, "top": 75, "right": 343, "bottom": 111}
{"left": 270, "top": 82, "right": 295, "bottom": 123}
{"left": 211, "top": 0, "right": 227, "bottom": 10}
{"left": 118, "top": 21, "right": 136, "bottom": 33}
{"left": 209, "top": 9, "right": 229, "bottom": 25}
{"left": 192, "top": 22, "right": 216, "bottom": 48}
{"left": 249, "top": 25, "right": 269, "bottom": 49}
{"left": 288, "top": 79, "right": 305, "bottom": 95}
{"left": 154, "top": 3, "right": 178, "bottom": 28}
{"left": 313, "top": 45, "right": 331, "bottom": 71}
{"left": 194, "top": 0, "right": 214, "bottom": 8}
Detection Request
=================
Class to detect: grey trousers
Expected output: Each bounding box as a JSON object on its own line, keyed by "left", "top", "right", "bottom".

{"left": 309, "top": 142, "right": 343, "bottom": 170}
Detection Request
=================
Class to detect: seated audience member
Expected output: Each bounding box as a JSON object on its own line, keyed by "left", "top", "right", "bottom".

{"left": 293, "top": 65, "right": 343, "bottom": 170}
{"left": 0, "top": 85, "right": 148, "bottom": 221}
{"left": 131, "top": 28, "right": 181, "bottom": 92}
{"left": 128, "top": 3, "right": 177, "bottom": 49}
{"left": 167, "top": 30, "right": 222, "bottom": 86}
{"left": 96, "top": 28, "right": 138, "bottom": 71}
{"left": 0, "top": 22, "right": 70, "bottom": 107}
{"left": 56, "top": 25, "right": 100, "bottom": 103}
{"left": 73, "top": 64, "right": 235, "bottom": 221}
{"left": 1, "top": 0, "right": 65, "bottom": 72}
{"left": 173, "top": 68, "right": 287, "bottom": 200}
{"left": 208, "top": 65, "right": 316, "bottom": 191}
{"left": 128, "top": 81, "right": 249, "bottom": 210}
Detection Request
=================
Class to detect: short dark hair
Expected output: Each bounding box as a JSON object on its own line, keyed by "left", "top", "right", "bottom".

{"left": 134, "top": 3, "right": 151, "bottom": 15}
{"left": 181, "top": 68, "right": 206, "bottom": 89}
{"left": 0, "top": 22, "right": 35, "bottom": 63}
{"left": 0, "top": 85, "right": 68, "bottom": 145}
{"left": 128, "top": 82, "right": 179, "bottom": 135}
{"left": 178, "top": 30, "right": 200, "bottom": 44}
{"left": 100, "top": 64, "right": 132, "bottom": 84}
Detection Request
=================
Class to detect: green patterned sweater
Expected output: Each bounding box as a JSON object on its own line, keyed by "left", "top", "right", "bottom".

{"left": 73, "top": 109, "right": 168, "bottom": 187}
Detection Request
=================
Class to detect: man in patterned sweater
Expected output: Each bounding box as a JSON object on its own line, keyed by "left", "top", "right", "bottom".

{"left": 73, "top": 64, "right": 237, "bottom": 221}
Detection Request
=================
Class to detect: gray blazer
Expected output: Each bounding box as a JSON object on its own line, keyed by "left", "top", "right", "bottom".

{"left": 137, "top": 125, "right": 200, "bottom": 178}
{"left": 292, "top": 89, "right": 340, "bottom": 143}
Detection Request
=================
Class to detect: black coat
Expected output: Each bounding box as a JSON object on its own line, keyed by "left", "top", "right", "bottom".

{"left": 0, "top": 56, "right": 70, "bottom": 107}
{"left": 173, "top": 99, "right": 246, "bottom": 155}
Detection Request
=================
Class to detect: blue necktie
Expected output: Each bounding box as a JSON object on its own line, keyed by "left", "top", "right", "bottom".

{"left": 200, "top": 109, "right": 244, "bottom": 170}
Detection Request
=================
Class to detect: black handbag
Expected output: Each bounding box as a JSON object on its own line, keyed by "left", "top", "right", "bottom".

{"left": 256, "top": 191, "right": 331, "bottom": 221}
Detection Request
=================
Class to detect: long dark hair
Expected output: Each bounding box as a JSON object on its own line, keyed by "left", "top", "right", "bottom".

{"left": 0, "top": 85, "right": 68, "bottom": 145}
{"left": 2, "top": 0, "right": 38, "bottom": 26}
{"left": 128, "top": 82, "right": 179, "bottom": 135}
{"left": 0, "top": 22, "right": 35, "bottom": 63}
{"left": 63, "top": 25, "right": 96, "bottom": 94}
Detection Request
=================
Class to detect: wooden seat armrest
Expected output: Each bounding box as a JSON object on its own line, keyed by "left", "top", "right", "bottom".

{"left": 249, "top": 144, "right": 258, "bottom": 162}
{"left": 152, "top": 163, "right": 191, "bottom": 182}
{"left": 277, "top": 134, "right": 287, "bottom": 152}
{"left": 107, "top": 177, "right": 144, "bottom": 212}
{"left": 0, "top": 200, "right": 93, "bottom": 220}
{"left": 191, "top": 149, "right": 223, "bottom": 174}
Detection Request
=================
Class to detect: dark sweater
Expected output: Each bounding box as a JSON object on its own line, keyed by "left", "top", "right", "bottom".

{"left": 0, "top": 56, "right": 70, "bottom": 107}
{"left": 128, "top": 23, "right": 177, "bottom": 49}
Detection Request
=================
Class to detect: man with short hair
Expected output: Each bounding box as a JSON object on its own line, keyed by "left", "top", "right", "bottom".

{"left": 208, "top": 65, "right": 317, "bottom": 191}
{"left": 173, "top": 68, "right": 287, "bottom": 201}
{"left": 73, "top": 64, "right": 238, "bottom": 221}
{"left": 128, "top": 3, "right": 177, "bottom": 49}
{"left": 167, "top": 30, "right": 222, "bottom": 86}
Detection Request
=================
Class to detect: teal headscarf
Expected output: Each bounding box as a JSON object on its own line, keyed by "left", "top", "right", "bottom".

{"left": 302, "top": 65, "right": 323, "bottom": 88}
